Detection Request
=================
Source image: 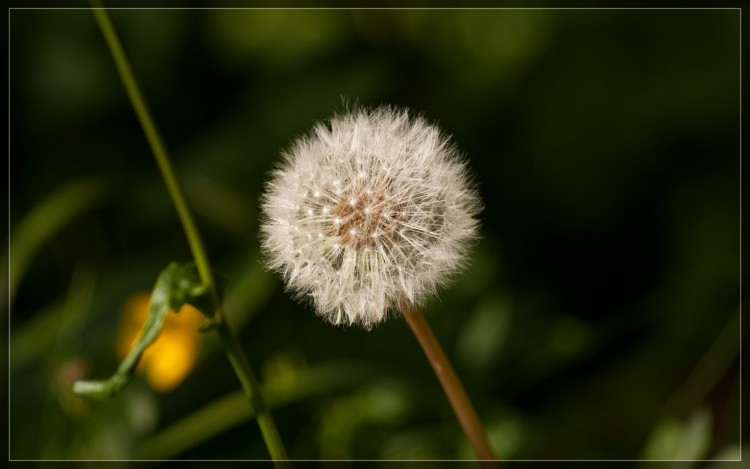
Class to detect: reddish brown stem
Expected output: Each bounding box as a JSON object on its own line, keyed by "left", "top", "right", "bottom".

{"left": 401, "top": 304, "right": 498, "bottom": 463}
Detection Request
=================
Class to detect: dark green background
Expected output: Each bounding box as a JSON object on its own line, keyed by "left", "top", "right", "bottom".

{"left": 8, "top": 8, "right": 741, "bottom": 462}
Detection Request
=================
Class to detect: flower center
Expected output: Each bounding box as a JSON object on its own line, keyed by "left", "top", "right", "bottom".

{"left": 331, "top": 186, "right": 399, "bottom": 249}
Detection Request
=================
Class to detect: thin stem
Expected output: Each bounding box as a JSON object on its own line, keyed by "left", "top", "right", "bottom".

{"left": 400, "top": 304, "right": 497, "bottom": 463}
{"left": 89, "top": 2, "right": 287, "bottom": 463}
{"left": 215, "top": 318, "right": 288, "bottom": 462}
{"left": 89, "top": 3, "right": 211, "bottom": 287}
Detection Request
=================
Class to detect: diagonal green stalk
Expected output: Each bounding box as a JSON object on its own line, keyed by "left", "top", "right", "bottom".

{"left": 89, "top": 1, "right": 288, "bottom": 464}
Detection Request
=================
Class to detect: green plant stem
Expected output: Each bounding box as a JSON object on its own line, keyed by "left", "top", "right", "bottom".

{"left": 216, "top": 318, "right": 288, "bottom": 462}
{"left": 135, "top": 361, "right": 372, "bottom": 460}
{"left": 401, "top": 304, "right": 497, "bottom": 463}
{"left": 90, "top": 1, "right": 287, "bottom": 463}
{"left": 89, "top": 3, "right": 211, "bottom": 286}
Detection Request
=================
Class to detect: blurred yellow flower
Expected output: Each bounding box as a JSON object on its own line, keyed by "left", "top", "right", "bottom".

{"left": 116, "top": 292, "right": 204, "bottom": 392}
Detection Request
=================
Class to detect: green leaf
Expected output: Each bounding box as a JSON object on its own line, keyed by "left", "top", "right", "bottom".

{"left": 6, "top": 178, "right": 109, "bottom": 306}
{"left": 643, "top": 409, "right": 712, "bottom": 460}
{"left": 73, "top": 262, "right": 215, "bottom": 400}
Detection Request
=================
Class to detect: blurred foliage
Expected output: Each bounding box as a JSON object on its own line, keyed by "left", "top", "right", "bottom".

{"left": 8, "top": 7, "right": 741, "bottom": 463}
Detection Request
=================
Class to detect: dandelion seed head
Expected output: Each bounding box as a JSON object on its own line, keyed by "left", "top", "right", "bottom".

{"left": 260, "top": 106, "right": 481, "bottom": 329}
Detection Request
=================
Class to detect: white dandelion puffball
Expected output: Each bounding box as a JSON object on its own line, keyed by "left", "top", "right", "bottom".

{"left": 260, "top": 106, "right": 481, "bottom": 328}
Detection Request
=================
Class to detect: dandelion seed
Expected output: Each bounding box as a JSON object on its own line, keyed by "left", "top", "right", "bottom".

{"left": 260, "top": 106, "right": 481, "bottom": 328}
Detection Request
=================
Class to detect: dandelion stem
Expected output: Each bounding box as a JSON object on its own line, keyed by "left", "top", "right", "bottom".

{"left": 401, "top": 304, "right": 497, "bottom": 463}
{"left": 89, "top": 2, "right": 288, "bottom": 464}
